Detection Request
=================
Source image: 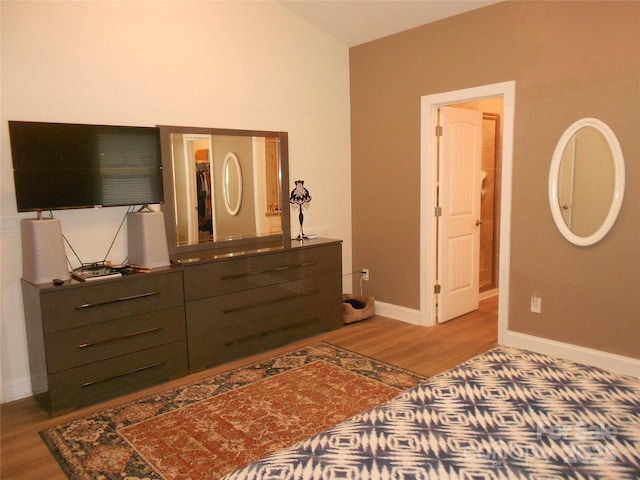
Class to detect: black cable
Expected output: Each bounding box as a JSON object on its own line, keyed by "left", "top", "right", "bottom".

{"left": 342, "top": 270, "right": 367, "bottom": 276}
{"left": 50, "top": 206, "right": 137, "bottom": 270}
{"left": 45, "top": 211, "right": 83, "bottom": 270}
{"left": 63, "top": 234, "right": 85, "bottom": 270}
{"left": 102, "top": 205, "right": 135, "bottom": 265}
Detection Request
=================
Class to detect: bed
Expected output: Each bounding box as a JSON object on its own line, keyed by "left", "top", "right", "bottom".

{"left": 222, "top": 346, "right": 640, "bottom": 479}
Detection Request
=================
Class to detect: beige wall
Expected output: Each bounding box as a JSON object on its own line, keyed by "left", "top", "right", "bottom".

{"left": 350, "top": 1, "right": 639, "bottom": 358}
{"left": 0, "top": 1, "right": 352, "bottom": 402}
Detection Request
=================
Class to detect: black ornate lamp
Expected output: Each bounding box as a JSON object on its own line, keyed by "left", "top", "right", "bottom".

{"left": 289, "top": 180, "right": 312, "bottom": 241}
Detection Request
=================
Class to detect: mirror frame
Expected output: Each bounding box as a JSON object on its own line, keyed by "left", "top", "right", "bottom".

{"left": 548, "top": 117, "right": 625, "bottom": 246}
{"left": 222, "top": 152, "right": 242, "bottom": 216}
{"left": 158, "top": 125, "right": 291, "bottom": 257}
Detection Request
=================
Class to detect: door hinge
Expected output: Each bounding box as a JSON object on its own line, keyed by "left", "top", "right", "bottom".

{"left": 435, "top": 125, "right": 443, "bottom": 137}
{"left": 435, "top": 206, "right": 442, "bottom": 217}
{"left": 434, "top": 284, "right": 441, "bottom": 294}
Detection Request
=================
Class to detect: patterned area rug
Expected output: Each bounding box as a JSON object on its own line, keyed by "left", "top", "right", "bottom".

{"left": 40, "top": 342, "right": 427, "bottom": 479}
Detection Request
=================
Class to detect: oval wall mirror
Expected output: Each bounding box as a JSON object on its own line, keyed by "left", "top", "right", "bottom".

{"left": 548, "top": 117, "right": 625, "bottom": 246}
{"left": 223, "top": 152, "right": 242, "bottom": 216}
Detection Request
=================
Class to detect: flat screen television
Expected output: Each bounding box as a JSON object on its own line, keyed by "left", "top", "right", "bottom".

{"left": 8, "top": 121, "right": 164, "bottom": 212}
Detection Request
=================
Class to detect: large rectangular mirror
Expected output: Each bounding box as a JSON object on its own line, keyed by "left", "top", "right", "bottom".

{"left": 159, "top": 125, "right": 290, "bottom": 257}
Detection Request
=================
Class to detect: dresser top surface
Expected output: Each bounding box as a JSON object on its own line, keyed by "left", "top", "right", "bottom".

{"left": 22, "top": 265, "right": 180, "bottom": 292}
{"left": 173, "top": 237, "right": 342, "bottom": 266}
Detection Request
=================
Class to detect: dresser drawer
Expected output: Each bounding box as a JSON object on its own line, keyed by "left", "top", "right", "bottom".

{"left": 183, "top": 243, "right": 341, "bottom": 301}
{"left": 186, "top": 272, "right": 341, "bottom": 370}
{"left": 188, "top": 301, "right": 342, "bottom": 370}
{"left": 44, "top": 306, "right": 186, "bottom": 373}
{"left": 186, "top": 273, "right": 341, "bottom": 329}
{"left": 41, "top": 271, "right": 184, "bottom": 333}
{"left": 45, "top": 341, "right": 187, "bottom": 415}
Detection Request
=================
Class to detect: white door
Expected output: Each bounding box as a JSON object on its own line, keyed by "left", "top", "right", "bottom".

{"left": 437, "top": 106, "right": 483, "bottom": 322}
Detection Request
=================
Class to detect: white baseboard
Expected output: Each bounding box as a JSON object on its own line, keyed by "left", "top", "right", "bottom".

{"left": 479, "top": 288, "right": 498, "bottom": 300}
{"left": 503, "top": 330, "right": 640, "bottom": 379}
{"left": 374, "top": 300, "right": 422, "bottom": 325}
{"left": 375, "top": 291, "right": 500, "bottom": 326}
{"left": 373, "top": 300, "right": 639, "bottom": 379}
{"left": 3, "top": 376, "right": 33, "bottom": 403}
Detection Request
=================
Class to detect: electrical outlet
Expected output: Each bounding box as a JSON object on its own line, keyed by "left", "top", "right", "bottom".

{"left": 362, "top": 268, "right": 370, "bottom": 281}
{"left": 530, "top": 296, "right": 542, "bottom": 314}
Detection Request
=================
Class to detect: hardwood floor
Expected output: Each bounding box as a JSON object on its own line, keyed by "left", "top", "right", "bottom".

{"left": 0, "top": 296, "right": 497, "bottom": 480}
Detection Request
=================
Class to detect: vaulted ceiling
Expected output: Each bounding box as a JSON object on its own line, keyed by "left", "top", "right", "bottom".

{"left": 280, "top": 0, "right": 501, "bottom": 47}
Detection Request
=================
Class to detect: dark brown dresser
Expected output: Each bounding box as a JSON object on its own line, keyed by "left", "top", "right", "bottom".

{"left": 179, "top": 238, "right": 343, "bottom": 371}
{"left": 21, "top": 267, "right": 187, "bottom": 415}
{"left": 21, "top": 239, "right": 343, "bottom": 415}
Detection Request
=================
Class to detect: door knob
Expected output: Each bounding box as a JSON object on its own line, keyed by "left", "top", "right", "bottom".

{"left": 475, "top": 219, "right": 482, "bottom": 226}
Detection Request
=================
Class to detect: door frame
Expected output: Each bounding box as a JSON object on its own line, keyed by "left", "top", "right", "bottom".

{"left": 420, "top": 80, "right": 515, "bottom": 343}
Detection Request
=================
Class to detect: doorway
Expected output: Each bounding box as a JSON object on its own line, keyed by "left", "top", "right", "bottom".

{"left": 173, "top": 134, "right": 214, "bottom": 245}
{"left": 420, "top": 81, "right": 515, "bottom": 335}
{"left": 449, "top": 99, "right": 504, "bottom": 296}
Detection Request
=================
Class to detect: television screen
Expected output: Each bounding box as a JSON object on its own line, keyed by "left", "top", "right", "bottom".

{"left": 8, "top": 121, "right": 164, "bottom": 212}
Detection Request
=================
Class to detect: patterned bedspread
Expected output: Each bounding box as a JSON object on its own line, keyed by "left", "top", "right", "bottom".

{"left": 222, "top": 346, "right": 640, "bottom": 479}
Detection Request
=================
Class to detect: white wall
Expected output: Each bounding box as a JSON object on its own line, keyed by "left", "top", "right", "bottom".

{"left": 0, "top": 1, "right": 352, "bottom": 402}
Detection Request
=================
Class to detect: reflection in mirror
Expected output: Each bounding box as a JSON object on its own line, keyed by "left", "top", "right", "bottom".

{"left": 159, "top": 126, "right": 290, "bottom": 255}
{"left": 557, "top": 127, "right": 613, "bottom": 236}
{"left": 549, "top": 118, "right": 625, "bottom": 246}
{"left": 223, "top": 152, "right": 242, "bottom": 216}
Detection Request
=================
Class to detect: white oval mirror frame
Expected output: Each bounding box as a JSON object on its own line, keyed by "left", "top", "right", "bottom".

{"left": 223, "top": 152, "right": 242, "bottom": 216}
{"left": 548, "top": 118, "right": 625, "bottom": 246}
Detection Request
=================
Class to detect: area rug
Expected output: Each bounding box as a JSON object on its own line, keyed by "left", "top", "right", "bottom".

{"left": 40, "top": 342, "right": 427, "bottom": 480}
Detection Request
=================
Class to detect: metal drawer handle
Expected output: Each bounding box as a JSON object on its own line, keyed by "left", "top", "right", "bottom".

{"left": 81, "top": 362, "right": 164, "bottom": 388}
{"left": 221, "top": 260, "right": 319, "bottom": 281}
{"left": 75, "top": 291, "right": 159, "bottom": 310}
{"left": 78, "top": 327, "right": 163, "bottom": 349}
{"left": 223, "top": 288, "right": 319, "bottom": 314}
